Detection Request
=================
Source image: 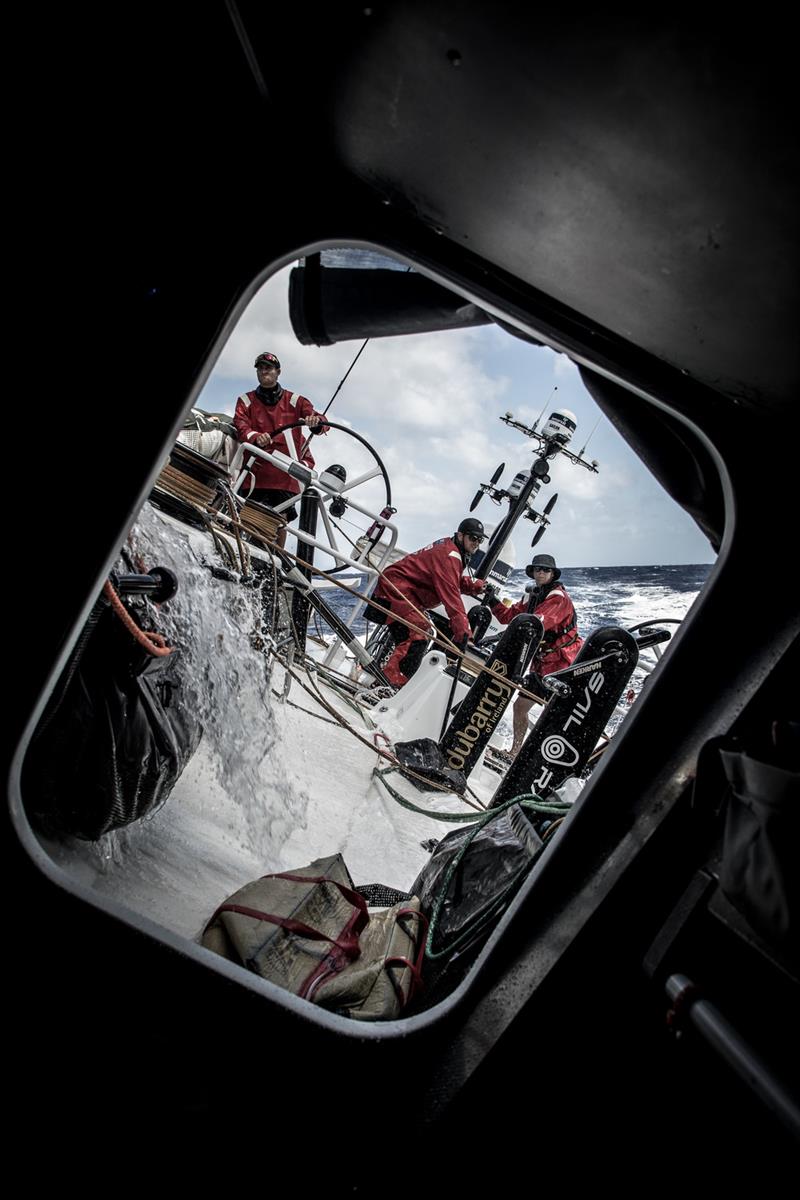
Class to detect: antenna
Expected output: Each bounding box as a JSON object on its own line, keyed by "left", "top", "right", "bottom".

{"left": 577, "top": 415, "right": 602, "bottom": 458}
{"left": 532, "top": 385, "right": 557, "bottom": 432}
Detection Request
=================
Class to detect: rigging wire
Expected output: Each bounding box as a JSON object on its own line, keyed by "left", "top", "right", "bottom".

{"left": 298, "top": 336, "right": 371, "bottom": 458}
{"left": 322, "top": 339, "right": 370, "bottom": 417}
{"left": 299, "top": 263, "right": 413, "bottom": 454}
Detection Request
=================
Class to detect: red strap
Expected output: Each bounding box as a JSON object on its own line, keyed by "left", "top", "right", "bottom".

{"left": 264, "top": 872, "right": 368, "bottom": 917}
{"left": 385, "top": 908, "right": 429, "bottom": 1008}
{"left": 300, "top": 901, "right": 368, "bottom": 1001}
{"left": 215, "top": 903, "right": 363, "bottom": 956}
{"left": 210, "top": 873, "right": 370, "bottom": 1002}
{"left": 209, "top": 877, "right": 426, "bottom": 1010}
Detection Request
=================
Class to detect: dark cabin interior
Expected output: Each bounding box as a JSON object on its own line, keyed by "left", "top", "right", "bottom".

{"left": 8, "top": 4, "right": 797, "bottom": 1184}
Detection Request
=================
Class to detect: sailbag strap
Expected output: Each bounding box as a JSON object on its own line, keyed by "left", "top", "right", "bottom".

{"left": 211, "top": 871, "right": 370, "bottom": 950}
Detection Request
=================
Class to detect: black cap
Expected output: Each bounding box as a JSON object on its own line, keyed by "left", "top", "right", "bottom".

{"left": 458, "top": 517, "right": 486, "bottom": 540}
{"left": 255, "top": 352, "right": 281, "bottom": 370}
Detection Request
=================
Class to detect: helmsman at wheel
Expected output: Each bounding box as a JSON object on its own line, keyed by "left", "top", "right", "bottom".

{"left": 233, "top": 351, "right": 326, "bottom": 547}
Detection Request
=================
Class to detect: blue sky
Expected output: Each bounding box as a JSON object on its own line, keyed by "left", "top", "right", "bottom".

{"left": 196, "top": 260, "right": 716, "bottom": 569}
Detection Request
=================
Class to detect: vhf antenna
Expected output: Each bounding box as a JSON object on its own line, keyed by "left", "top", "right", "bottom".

{"left": 576, "top": 414, "right": 601, "bottom": 459}
{"left": 531, "top": 385, "right": 557, "bottom": 433}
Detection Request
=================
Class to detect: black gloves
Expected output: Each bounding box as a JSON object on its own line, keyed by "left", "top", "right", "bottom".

{"left": 482, "top": 584, "right": 500, "bottom": 607}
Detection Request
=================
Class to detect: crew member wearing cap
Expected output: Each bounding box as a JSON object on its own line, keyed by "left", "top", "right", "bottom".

{"left": 372, "top": 518, "right": 488, "bottom": 689}
{"left": 233, "top": 352, "right": 326, "bottom": 547}
{"left": 489, "top": 552, "right": 583, "bottom": 758}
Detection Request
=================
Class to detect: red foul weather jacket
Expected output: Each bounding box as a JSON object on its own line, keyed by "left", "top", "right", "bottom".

{"left": 378, "top": 537, "right": 485, "bottom": 644}
{"left": 492, "top": 580, "right": 582, "bottom": 675}
{"left": 233, "top": 387, "right": 323, "bottom": 494}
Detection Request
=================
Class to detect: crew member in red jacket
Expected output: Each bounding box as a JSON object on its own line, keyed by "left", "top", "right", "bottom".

{"left": 373, "top": 517, "right": 488, "bottom": 688}
{"left": 490, "top": 552, "right": 582, "bottom": 758}
{"left": 233, "top": 351, "right": 325, "bottom": 546}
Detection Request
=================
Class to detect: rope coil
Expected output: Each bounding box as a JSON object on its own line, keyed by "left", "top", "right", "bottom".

{"left": 237, "top": 500, "right": 286, "bottom": 543}
{"left": 154, "top": 463, "right": 217, "bottom": 510}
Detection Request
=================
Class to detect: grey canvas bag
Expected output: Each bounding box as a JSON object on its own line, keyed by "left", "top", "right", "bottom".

{"left": 201, "top": 854, "right": 426, "bottom": 1020}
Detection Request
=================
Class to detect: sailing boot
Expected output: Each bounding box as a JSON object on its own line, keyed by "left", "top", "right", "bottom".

{"left": 383, "top": 634, "right": 429, "bottom": 688}
{"left": 383, "top": 639, "right": 412, "bottom": 688}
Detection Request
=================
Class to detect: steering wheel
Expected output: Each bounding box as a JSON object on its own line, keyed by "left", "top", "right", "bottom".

{"left": 253, "top": 419, "right": 391, "bottom": 507}
{"left": 242, "top": 418, "right": 393, "bottom": 573}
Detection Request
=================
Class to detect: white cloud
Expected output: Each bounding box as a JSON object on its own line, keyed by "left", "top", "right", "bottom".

{"left": 195, "top": 259, "right": 716, "bottom": 567}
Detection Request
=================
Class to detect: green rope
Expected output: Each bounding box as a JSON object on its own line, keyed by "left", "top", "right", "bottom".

{"left": 373, "top": 767, "right": 572, "bottom": 825}
{"left": 373, "top": 767, "right": 486, "bottom": 823}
